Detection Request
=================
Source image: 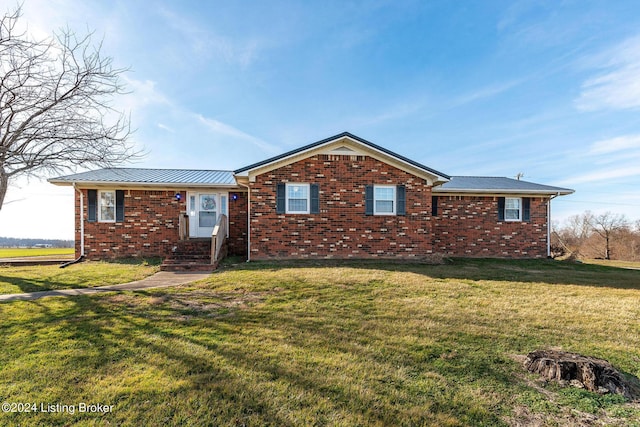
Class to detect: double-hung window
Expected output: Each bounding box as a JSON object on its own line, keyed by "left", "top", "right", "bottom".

{"left": 365, "top": 184, "right": 406, "bottom": 216}
{"left": 88, "top": 189, "right": 124, "bottom": 223}
{"left": 286, "top": 183, "right": 310, "bottom": 214}
{"left": 99, "top": 190, "right": 116, "bottom": 222}
{"left": 374, "top": 185, "right": 396, "bottom": 215}
{"left": 498, "top": 197, "right": 530, "bottom": 222}
{"left": 505, "top": 197, "right": 521, "bottom": 221}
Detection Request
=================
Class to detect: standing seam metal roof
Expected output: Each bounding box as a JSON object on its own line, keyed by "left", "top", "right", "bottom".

{"left": 48, "top": 168, "right": 236, "bottom": 185}
{"left": 433, "top": 176, "right": 574, "bottom": 194}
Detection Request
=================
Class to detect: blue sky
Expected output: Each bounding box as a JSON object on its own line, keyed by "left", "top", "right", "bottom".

{"left": 2, "top": 0, "right": 640, "bottom": 239}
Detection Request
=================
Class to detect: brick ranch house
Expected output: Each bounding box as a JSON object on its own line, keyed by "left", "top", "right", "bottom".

{"left": 49, "top": 132, "right": 573, "bottom": 267}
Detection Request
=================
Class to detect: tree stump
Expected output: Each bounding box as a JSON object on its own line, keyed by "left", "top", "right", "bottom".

{"left": 525, "top": 350, "right": 640, "bottom": 401}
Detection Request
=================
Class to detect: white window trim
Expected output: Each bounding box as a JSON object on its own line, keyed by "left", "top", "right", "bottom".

{"left": 285, "top": 183, "right": 310, "bottom": 214}
{"left": 505, "top": 197, "right": 522, "bottom": 222}
{"left": 98, "top": 190, "right": 116, "bottom": 223}
{"left": 374, "top": 185, "right": 396, "bottom": 216}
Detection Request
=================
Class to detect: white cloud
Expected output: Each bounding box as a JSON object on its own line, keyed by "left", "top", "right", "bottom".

{"left": 588, "top": 134, "right": 640, "bottom": 155}
{"left": 157, "top": 6, "right": 261, "bottom": 68}
{"left": 559, "top": 166, "right": 640, "bottom": 186}
{"left": 575, "top": 36, "right": 640, "bottom": 111}
{"left": 119, "top": 77, "right": 171, "bottom": 112}
{"left": 450, "top": 79, "right": 522, "bottom": 107}
{"left": 196, "top": 115, "right": 280, "bottom": 154}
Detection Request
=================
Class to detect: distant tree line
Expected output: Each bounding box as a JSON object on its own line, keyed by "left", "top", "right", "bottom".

{"left": 0, "top": 237, "right": 73, "bottom": 248}
{"left": 551, "top": 211, "right": 640, "bottom": 261}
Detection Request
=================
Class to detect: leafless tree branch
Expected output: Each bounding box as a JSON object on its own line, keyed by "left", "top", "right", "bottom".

{"left": 0, "top": 5, "right": 142, "bottom": 209}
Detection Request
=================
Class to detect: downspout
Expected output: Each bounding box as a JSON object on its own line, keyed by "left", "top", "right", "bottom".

{"left": 61, "top": 183, "right": 86, "bottom": 268}
{"left": 547, "top": 192, "right": 560, "bottom": 258}
{"left": 237, "top": 180, "right": 251, "bottom": 262}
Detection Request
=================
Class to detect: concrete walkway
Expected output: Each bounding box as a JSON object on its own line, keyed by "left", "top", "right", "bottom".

{"left": 0, "top": 271, "right": 212, "bottom": 302}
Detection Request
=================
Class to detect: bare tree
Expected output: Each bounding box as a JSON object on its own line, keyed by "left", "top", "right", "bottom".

{"left": 588, "top": 212, "right": 629, "bottom": 260}
{"left": 0, "top": 5, "right": 140, "bottom": 209}
{"left": 556, "top": 212, "right": 593, "bottom": 260}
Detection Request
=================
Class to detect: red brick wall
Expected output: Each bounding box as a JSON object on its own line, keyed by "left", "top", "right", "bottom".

{"left": 75, "top": 189, "right": 185, "bottom": 259}
{"left": 228, "top": 191, "right": 248, "bottom": 256}
{"left": 432, "top": 195, "right": 549, "bottom": 258}
{"left": 74, "top": 188, "right": 249, "bottom": 260}
{"left": 248, "top": 154, "right": 434, "bottom": 259}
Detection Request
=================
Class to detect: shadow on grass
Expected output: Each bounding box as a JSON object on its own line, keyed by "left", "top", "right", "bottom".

{"left": 0, "top": 284, "right": 512, "bottom": 425}
{"left": 1, "top": 257, "right": 639, "bottom": 425}
{"left": 0, "top": 258, "right": 161, "bottom": 295}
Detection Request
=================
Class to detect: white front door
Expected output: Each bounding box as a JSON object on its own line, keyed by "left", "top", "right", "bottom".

{"left": 188, "top": 192, "right": 228, "bottom": 238}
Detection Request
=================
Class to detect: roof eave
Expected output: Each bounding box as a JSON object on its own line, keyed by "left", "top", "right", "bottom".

{"left": 432, "top": 188, "right": 574, "bottom": 196}
{"left": 234, "top": 132, "right": 451, "bottom": 183}
{"left": 48, "top": 179, "right": 240, "bottom": 188}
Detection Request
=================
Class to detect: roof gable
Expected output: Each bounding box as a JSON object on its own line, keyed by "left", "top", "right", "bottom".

{"left": 235, "top": 132, "right": 451, "bottom": 184}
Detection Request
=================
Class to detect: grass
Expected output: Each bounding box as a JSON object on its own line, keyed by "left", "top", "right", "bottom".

{"left": 0, "top": 247, "right": 75, "bottom": 258}
{"left": 0, "top": 258, "right": 639, "bottom": 426}
{"left": 0, "top": 259, "right": 161, "bottom": 294}
{"left": 583, "top": 258, "right": 640, "bottom": 269}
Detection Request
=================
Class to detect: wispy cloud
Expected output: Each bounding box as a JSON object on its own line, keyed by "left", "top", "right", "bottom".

{"left": 157, "top": 123, "right": 175, "bottom": 133}
{"left": 196, "top": 115, "right": 280, "bottom": 154}
{"left": 588, "top": 134, "right": 640, "bottom": 155}
{"left": 449, "top": 79, "right": 522, "bottom": 108}
{"left": 558, "top": 133, "right": 640, "bottom": 186}
{"left": 157, "top": 7, "right": 262, "bottom": 68}
{"left": 575, "top": 35, "right": 640, "bottom": 111}
{"left": 119, "top": 78, "right": 171, "bottom": 112}
{"left": 559, "top": 166, "right": 640, "bottom": 186}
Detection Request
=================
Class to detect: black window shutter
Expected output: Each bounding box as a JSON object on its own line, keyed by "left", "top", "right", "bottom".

{"left": 310, "top": 184, "right": 319, "bottom": 214}
{"left": 365, "top": 185, "right": 374, "bottom": 215}
{"left": 498, "top": 197, "right": 505, "bottom": 221}
{"left": 431, "top": 195, "right": 438, "bottom": 216}
{"left": 396, "top": 185, "right": 406, "bottom": 216}
{"left": 116, "top": 190, "right": 125, "bottom": 222}
{"left": 522, "top": 197, "right": 531, "bottom": 222}
{"left": 276, "top": 183, "right": 285, "bottom": 214}
{"left": 87, "top": 190, "right": 97, "bottom": 222}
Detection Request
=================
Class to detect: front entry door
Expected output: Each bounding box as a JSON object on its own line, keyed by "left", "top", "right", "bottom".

{"left": 189, "top": 193, "right": 218, "bottom": 238}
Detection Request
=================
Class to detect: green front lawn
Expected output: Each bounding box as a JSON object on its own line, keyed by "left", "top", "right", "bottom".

{"left": 0, "top": 259, "right": 161, "bottom": 294}
{"left": 0, "top": 259, "right": 638, "bottom": 426}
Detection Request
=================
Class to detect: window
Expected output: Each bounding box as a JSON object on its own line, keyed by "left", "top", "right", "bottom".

{"left": 88, "top": 189, "right": 124, "bottom": 223}
{"left": 365, "top": 185, "right": 405, "bottom": 216}
{"left": 286, "top": 183, "right": 309, "bottom": 214}
{"left": 505, "top": 197, "right": 521, "bottom": 221}
{"left": 498, "top": 197, "right": 530, "bottom": 222}
{"left": 276, "top": 183, "right": 319, "bottom": 214}
{"left": 374, "top": 185, "right": 395, "bottom": 215}
{"left": 99, "top": 190, "right": 116, "bottom": 222}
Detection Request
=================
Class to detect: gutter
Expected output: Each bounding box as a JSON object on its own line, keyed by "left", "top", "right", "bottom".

{"left": 73, "top": 183, "right": 85, "bottom": 257}
{"left": 547, "top": 192, "right": 560, "bottom": 258}
{"left": 62, "top": 183, "right": 86, "bottom": 268}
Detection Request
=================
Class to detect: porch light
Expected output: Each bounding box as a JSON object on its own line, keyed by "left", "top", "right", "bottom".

{"left": 175, "top": 193, "right": 182, "bottom": 201}
{"left": 231, "top": 193, "right": 238, "bottom": 201}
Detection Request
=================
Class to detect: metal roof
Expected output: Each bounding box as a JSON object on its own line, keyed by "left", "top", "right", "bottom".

{"left": 433, "top": 176, "right": 574, "bottom": 195}
{"left": 235, "top": 131, "right": 451, "bottom": 180}
{"left": 48, "top": 168, "right": 236, "bottom": 187}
